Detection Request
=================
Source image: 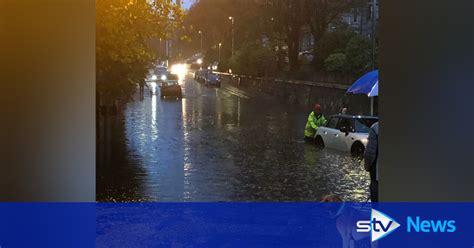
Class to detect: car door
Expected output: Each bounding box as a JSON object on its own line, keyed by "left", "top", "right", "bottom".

{"left": 319, "top": 117, "right": 339, "bottom": 149}
{"left": 334, "top": 117, "right": 354, "bottom": 151}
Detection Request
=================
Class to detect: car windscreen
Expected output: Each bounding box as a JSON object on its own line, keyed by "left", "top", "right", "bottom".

{"left": 156, "top": 68, "right": 167, "bottom": 75}
{"left": 208, "top": 74, "right": 218, "bottom": 80}
{"left": 354, "top": 118, "right": 378, "bottom": 133}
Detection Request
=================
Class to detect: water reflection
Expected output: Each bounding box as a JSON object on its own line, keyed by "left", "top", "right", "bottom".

{"left": 97, "top": 75, "right": 370, "bottom": 202}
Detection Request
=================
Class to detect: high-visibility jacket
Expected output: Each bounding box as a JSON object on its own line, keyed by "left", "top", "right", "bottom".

{"left": 304, "top": 111, "right": 327, "bottom": 138}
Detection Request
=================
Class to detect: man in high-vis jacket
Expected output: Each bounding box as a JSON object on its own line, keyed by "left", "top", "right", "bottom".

{"left": 304, "top": 104, "right": 327, "bottom": 142}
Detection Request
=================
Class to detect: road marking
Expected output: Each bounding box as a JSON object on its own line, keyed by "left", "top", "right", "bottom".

{"left": 221, "top": 86, "right": 250, "bottom": 99}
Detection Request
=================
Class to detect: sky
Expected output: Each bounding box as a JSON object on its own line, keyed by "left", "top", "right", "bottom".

{"left": 181, "top": 0, "right": 195, "bottom": 9}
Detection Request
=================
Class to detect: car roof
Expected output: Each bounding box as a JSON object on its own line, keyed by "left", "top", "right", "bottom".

{"left": 329, "top": 114, "right": 378, "bottom": 119}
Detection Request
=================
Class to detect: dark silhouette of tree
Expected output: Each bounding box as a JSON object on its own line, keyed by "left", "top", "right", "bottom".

{"left": 303, "top": 0, "right": 363, "bottom": 55}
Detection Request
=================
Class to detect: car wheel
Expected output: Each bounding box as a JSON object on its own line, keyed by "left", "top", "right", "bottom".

{"left": 351, "top": 142, "right": 365, "bottom": 157}
{"left": 315, "top": 136, "right": 325, "bottom": 149}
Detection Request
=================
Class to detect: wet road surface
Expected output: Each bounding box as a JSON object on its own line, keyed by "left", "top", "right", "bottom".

{"left": 97, "top": 74, "right": 370, "bottom": 202}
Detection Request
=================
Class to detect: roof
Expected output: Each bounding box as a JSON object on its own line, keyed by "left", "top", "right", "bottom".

{"left": 330, "top": 114, "right": 378, "bottom": 119}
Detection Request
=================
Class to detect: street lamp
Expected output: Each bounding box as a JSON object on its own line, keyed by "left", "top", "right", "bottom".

{"left": 228, "top": 16, "right": 234, "bottom": 57}
{"left": 371, "top": 0, "right": 377, "bottom": 70}
{"left": 218, "top": 42, "right": 222, "bottom": 62}
{"left": 198, "top": 30, "right": 203, "bottom": 51}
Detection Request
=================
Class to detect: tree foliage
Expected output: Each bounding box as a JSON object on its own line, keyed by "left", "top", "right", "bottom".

{"left": 314, "top": 29, "right": 354, "bottom": 67}
{"left": 344, "top": 35, "right": 374, "bottom": 76}
{"left": 178, "top": 0, "right": 376, "bottom": 78}
{"left": 96, "top": 0, "right": 183, "bottom": 102}
{"left": 303, "top": 0, "right": 363, "bottom": 40}
{"left": 324, "top": 53, "right": 346, "bottom": 72}
{"left": 324, "top": 34, "right": 376, "bottom": 76}
{"left": 180, "top": 0, "right": 261, "bottom": 58}
{"left": 228, "top": 41, "right": 275, "bottom": 77}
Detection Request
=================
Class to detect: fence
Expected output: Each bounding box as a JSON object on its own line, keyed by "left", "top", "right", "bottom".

{"left": 216, "top": 72, "right": 372, "bottom": 115}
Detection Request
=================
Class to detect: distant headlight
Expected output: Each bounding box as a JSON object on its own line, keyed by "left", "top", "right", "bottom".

{"left": 151, "top": 75, "right": 157, "bottom": 81}
{"left": 160, "top": 75, "right": 167, "bottom": 81}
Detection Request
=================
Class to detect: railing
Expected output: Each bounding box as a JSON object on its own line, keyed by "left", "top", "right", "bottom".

{"left": 214, "top": 72, "right": 350, "bottom": 90}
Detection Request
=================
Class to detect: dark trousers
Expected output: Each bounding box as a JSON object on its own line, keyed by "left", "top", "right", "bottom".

{"left": 370, "top": 180, "right": 379, "bottom": 202}
{"left": 304, "top": 136, "right": 315, "bottom": 144}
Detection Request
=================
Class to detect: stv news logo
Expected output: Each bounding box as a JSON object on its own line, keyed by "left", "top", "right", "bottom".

{"left": 356, "top": 208, "right": 457, "bottom": 242}
{"left": 356, "top": 209, "right": 401, "bottom": 242}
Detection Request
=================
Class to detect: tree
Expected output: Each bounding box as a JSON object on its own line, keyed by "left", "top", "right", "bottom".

{"left": 323, "top": 33, "right": 375, "bottom": 76}
{"left": 96, "top": 0, "right": 183, "bottom": 103}
{"left": 303, "top": 0, "right": 363, "bottom": 59}
{"left": 179, "top": 0, "right": 261, "bottom": 59}
{"left": 268, "top": 0, "right": 306, "bottom": 72}
{"left": 344, "top": 34, "right": 374, "bottom": 76}
{"left": 313, "top": 29, "right": 354, "bottom": 68}
{"left": 324, "top": 53, "right": 346, "bottom": 73}
{"left": 228, "top": 41, "right": 275, "bottom": 76}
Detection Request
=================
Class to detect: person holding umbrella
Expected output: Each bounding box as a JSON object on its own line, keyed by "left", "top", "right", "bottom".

{"left": 304, "top": 104, "right": 327, "bottom": 143}
{"left": 364, "top": 122, "right": 379, "bottom": 202}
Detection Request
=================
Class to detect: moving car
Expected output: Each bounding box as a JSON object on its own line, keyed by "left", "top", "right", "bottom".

{"left": 315, "top": 115, "right": 378, "bottom": 156}
{"left": 155, "top": 66, "right": 168, "bottom": 78}
{"left": 204, "top": 73, "right": 221, "bottom": 87}
{"left": 147, "top": 66, "right": 168, "bottom": 82}
{"left": 159, "top": 73, "right": 182, "bottom": 99}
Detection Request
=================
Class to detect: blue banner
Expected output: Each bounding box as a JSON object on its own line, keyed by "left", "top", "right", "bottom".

{"left": 1, "top": 203, "right": 473, "bottom": 247}
{"left": 0, "top": 203, "right": 95, "bottom": 248}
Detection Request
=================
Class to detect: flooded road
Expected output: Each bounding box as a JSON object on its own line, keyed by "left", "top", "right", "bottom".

{"left": 97, "top": 74, "right": 370, "bottom": 202}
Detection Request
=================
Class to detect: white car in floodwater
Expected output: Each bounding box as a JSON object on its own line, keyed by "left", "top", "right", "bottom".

{"left": 315, "top": 115, "right": 378, "bottom": 156}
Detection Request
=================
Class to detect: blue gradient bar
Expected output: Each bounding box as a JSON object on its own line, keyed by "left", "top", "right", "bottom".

{"left": 0, "top": 203, "right": 473, "bottom": 247}
{"left": 0, "top": 203, "right": 95, "bottom": 247}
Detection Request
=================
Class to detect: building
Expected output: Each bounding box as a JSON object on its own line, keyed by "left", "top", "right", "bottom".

{"left": 340, "top": 0, "right": 379, "bottom": 38}
{"left": 299, "top": 0, "right": 379, "bottom": 53}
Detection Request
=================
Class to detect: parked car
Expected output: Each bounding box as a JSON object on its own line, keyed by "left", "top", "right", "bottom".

{"left": 195, "top": 69, "right": 211, "bottom": 83}
{"left": 193, "top": 69, "right": 202, "bottom": 81}
{"left": 315, "top": 115, "right": 378, "bottom": 156}
{"left": 159, "top": 73, "right": 182, "bottom": 99}
{"left": 204, "top": 73, "right": 221, "bottom": 87}
{"left": 298, "top": 51, "right": 315, "bottom": 64}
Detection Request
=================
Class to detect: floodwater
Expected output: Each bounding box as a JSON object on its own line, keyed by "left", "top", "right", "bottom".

{"left": 97, "top": 74, "right": 370, "bottom": 202}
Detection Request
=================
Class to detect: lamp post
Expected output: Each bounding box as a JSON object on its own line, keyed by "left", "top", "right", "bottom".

{"left": 371, "top": 0, "right": 376, "bottom": 70}
{"left": 228, "top": 16, "right": 234, "bottom": 57}
{"left": 218, "top": 42, "right": 222, "bottom": 62}
{"left": 198, "top": 30, "right": 203, "bottom": 51}
{"left": 370, "top": 0, "right": 377, "bottom": 115}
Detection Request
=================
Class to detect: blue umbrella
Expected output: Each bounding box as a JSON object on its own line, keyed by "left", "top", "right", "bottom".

{"left": 368, "top": 81, "right": 378, "bottom": 97}
{"left": 347, "top": 70, "right": 378, "bottom": 96}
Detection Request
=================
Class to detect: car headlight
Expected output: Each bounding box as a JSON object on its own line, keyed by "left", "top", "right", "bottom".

{"left": 160, "top": 75, "right": 167, "bottom": 81}
{"left": 151, "top": 75, "right": 157, "bottom": 81}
